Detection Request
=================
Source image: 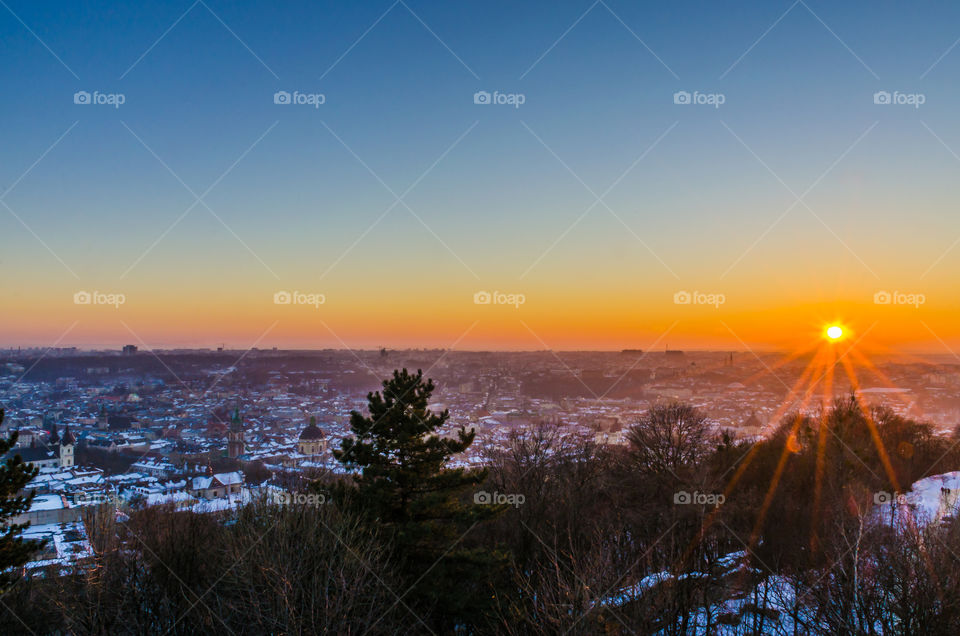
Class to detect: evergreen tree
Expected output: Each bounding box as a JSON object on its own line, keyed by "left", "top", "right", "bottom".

{"left": 0, "top": 410, "right": 44, "bottom": 591}
{"left": 330, "top": 369, "right": 507, "bottom": 629}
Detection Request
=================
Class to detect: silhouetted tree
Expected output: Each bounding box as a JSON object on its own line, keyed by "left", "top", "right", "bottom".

{"left": 0, "top": 409, "right": 44, "bottom": 591}
{"left": 331, "top": 368, "right": 508, "bottom": 630}
{"left": 627, "top": 401, "right": 714, "bottom": 479}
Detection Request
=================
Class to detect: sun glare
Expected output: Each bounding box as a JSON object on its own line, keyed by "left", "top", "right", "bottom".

{"left": 826, "top": 325, "right": 843, "bottom": 340}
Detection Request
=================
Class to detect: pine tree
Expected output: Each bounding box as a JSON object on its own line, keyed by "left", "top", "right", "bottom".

{"left": 0, "top": 410, "right": 44, "bottom": 590}
{"left": 331, "top": 369, "right": 507, "bottom": 629}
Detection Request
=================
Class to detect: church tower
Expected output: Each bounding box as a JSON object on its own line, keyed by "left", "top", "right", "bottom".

{"left": 60, "top": 426, "right": 75, "bottom": 468}
{"left": 227, "top": 407, "right": 245, "bottom": 459}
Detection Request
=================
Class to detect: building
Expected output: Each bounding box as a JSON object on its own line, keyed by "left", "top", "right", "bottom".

{"left": 13, "top": 428, "right": 40, "bottom": 447}
{"left": 122, "top": 344, "right": 138, "bottom": 355}
{"left": 9, "top": 494, "right": 80, "bottom": 526}
{"left": 297, "top": 416, "right": 326, "bottom": 457}
{"left": 227, "top": 408, "right": 245, "bottom": 459}
{"left": 3, "top": 426, "right": 74, "bottom": 469}
{"left": 130, "top": 457, "right": 175, "bottom": 478}
{"left": 190, "top": 471, "right": 244, "bottom": 500}
{"left": 6, "top": 446, "right": 61, "bottom": 470}
{"left": 59, "top": 427, "right": 75, "bottom": 467}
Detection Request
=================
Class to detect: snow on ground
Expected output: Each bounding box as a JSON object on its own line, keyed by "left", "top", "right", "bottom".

{"left": 190, "top": 489, "right": 257, "bottom": 513}
{"left": 145, "top": 491, "right": 196, "bottom": 507}
{"left": 600, "top": 571, "right": 673, "bottom": 607}
{"left": 20, "top": 522, "right": 94, "bottom": 571}
{"left": 875, "top": 470, "right": 960, "bottom": 526}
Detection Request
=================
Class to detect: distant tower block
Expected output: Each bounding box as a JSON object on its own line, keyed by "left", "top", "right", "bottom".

{"left": 227, "top": 408, "right": 245, "bottom": 459}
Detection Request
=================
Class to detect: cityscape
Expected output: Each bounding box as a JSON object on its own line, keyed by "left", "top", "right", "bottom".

{"left": 4, "top": 0, "right": 960, "bottom": 633}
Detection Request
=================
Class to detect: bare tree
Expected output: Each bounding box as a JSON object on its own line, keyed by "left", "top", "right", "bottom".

{"left": 627, "top": 402, "right": 714, "bottom": 479}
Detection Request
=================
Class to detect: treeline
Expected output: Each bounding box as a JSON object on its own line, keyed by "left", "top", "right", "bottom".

{"left": 4, "top": 373, "right": 960, "bottom": 634}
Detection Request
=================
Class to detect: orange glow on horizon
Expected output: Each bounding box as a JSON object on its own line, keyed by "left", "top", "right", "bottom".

{"left": 2, "top": 285, "right": 960, "bottom": 352}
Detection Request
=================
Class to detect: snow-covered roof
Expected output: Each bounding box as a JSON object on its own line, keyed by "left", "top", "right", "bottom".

{"left": 30, "top": 494, "right": 66, "bottom": 512}
{"left": 191, "top": 471, "right": 243, "bottom": 490}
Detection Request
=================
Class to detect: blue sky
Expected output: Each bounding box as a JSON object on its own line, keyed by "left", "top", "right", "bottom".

{"left": 3, "top": 0, "right": 960, "bottom": 349}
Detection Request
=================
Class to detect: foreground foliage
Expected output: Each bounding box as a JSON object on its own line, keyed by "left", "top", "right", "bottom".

{"left": 0, "top": 409, "right": 43, "bottom": 591}
{"left": 4, "top": 382, "right": 960, "bottom": 634}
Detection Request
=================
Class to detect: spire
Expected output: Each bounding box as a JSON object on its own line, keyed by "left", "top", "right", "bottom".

{"left": 231, "top": 406, "right": 243, "bottom": 431}
{"left": 61, "top": 426, "right": 75, "bottom": 446}
{"left": 48, "top": 422, "right": 59, "bottom": 445}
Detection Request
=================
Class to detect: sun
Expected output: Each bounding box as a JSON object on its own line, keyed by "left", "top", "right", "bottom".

{"left": 826, "top": 325, "right": 843, "bottom": 340}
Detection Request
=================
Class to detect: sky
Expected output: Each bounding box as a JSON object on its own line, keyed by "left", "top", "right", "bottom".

{"left": 2, "top": 0, "right": 960, "bottom": 353}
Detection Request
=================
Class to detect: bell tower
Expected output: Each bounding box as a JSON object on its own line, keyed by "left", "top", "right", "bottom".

{"left": 60, "top": 426, "right": 75, "bottom": 468}
{"left": 227, "top": 407, "right": 245, "bottom": 459}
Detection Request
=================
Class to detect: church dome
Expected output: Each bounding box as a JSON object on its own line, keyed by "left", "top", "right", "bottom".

{"left": 299, "top": 416, "right": 325, "bottom": 440}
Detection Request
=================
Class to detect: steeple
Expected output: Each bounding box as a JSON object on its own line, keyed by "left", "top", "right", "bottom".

{"left": 59, "top": 425, "right": 75, "bottom": 467}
